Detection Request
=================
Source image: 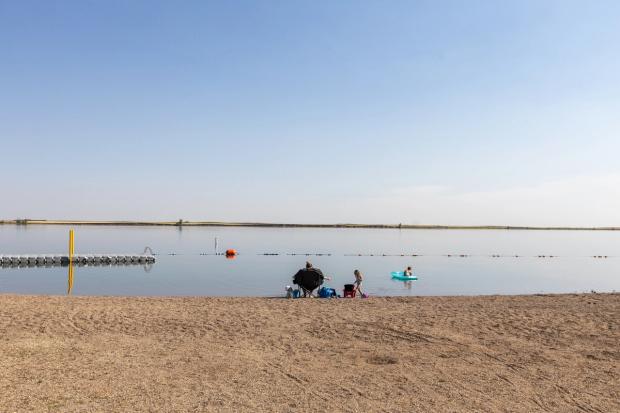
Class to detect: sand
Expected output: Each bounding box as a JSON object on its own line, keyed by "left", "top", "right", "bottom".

{"left": 0, "top": 293, "right": 618, "bottom": 412}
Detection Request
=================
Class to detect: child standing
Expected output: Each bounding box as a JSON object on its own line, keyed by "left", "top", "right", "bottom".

{"left": 353, "top": 269, "right": 364, "bottom": 297}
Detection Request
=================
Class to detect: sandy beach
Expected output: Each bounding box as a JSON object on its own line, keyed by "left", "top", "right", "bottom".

{"left": 0, "top": 293, "right": 618, "bottom": 412}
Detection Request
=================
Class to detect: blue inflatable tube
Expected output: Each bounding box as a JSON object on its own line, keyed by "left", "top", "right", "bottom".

{"left": 391, "top": 271, "right": 418, "bottom": 281}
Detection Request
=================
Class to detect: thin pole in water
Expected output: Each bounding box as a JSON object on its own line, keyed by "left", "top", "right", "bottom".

{"left": 68, "top": 229, "right": 75, "bottom": 295}
{"left": 214, "top": 237, "right": 218, "bottom": 254}
{"left": 69, "top": 229, "right": 75, "bottom": 261}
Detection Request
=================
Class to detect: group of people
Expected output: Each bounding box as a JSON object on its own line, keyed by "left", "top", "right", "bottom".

{"left": 291, "top": 261, "right": 414, "bottom": 298}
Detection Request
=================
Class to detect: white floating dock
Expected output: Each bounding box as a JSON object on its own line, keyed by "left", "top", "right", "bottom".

{"left": 0, "top": 254, "right": 155, "bottom": 268}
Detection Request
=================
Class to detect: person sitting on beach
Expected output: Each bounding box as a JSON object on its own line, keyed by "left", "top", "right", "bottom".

{"left": 292, "top": 261, "right": 325, "bottom": 297}
{"left": 404, "top": 266, "right": 413, "bottom": 277}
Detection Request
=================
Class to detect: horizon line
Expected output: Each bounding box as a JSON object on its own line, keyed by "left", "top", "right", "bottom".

{"left": 1, "top": 219, "right": 619, "bottom": 231}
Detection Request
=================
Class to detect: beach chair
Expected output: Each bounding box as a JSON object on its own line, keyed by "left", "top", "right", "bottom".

{"left": 293, "top": 268, "right": 325, "bottom": 297}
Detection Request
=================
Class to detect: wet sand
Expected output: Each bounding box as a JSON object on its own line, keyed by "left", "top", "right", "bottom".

{"left": 0, "top": 293, "right": 618, "bottom": 412}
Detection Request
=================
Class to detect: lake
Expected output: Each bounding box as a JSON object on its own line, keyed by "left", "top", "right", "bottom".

{"left": 0, "top": 225, "right": 618, "bottom": 296}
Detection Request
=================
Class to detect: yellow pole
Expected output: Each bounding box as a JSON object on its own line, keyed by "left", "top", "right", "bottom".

{"left": 67, "top": 229, "right": 75, "bottom": 295}
{"left": 69, "top": 229, "right": 75, "bottom": 261}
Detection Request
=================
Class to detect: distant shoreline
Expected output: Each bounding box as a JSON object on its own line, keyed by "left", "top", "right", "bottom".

{"left": 1, "top": 219, "right": 618, "bottom": 231}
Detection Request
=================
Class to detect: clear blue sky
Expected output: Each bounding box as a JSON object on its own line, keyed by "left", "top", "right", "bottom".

{"left": 1, "top": 1, "right": 619, "bottom": 225}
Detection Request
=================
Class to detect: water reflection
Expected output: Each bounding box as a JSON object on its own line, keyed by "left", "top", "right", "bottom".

{"left": 65, "top": 261, "right": 153, "bottom": 295}
{"left": 67, "top": 262, "right": 74, "bottom": 295}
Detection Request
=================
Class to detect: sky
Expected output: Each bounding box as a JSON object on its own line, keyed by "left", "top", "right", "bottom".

{"left": 1, "top": 0, "right": 619, "bottom": 226}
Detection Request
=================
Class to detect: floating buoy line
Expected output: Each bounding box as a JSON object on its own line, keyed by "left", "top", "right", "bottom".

{"left": 1, "top": 251, "right": 614, "bottom": 269}
{"left": 150, "top": 252, "right": 615, "bottom": 259}
{"left": 0, "top": 254, "right": 155, "bottom": 268}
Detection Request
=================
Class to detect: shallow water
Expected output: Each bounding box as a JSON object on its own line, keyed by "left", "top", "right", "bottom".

{"left": 0, "top": 225, "right": 618, "bottom": 296}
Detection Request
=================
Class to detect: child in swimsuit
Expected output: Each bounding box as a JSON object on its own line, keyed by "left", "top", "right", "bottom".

{"left": 353, "top": 269, "right": 364, "bottom": 296}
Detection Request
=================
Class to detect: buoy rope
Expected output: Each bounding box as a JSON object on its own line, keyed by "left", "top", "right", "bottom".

{"left": 150, "top": 252, "right": 617, "bottom": 259}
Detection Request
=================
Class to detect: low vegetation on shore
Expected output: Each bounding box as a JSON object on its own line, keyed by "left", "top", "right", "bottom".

{"left": 2, "top": 219, "right": 619, "bottom": 231}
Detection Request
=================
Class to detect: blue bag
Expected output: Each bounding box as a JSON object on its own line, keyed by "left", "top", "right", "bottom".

{"left": 318, "top": 287, "right": 337, "bottom": 298}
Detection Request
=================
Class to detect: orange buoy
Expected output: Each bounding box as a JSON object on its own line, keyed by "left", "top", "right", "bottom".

{"left": 225, "top": 249, "right": 237, "bottom": 257}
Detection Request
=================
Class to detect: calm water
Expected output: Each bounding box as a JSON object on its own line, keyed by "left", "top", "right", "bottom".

{"left": 0, "top": 225, "right": 618, "bottom": 296}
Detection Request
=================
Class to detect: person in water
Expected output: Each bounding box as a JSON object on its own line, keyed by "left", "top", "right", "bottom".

{"left": 353, "top": 269, "right": 364, "bottom": 297}
{"left": 404, "top": 266, "right": 413, "bottom": 277}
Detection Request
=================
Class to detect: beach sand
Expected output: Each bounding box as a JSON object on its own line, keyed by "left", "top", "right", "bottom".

{"left": 0, "top": 294, "right": 618, "bottom": 412}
